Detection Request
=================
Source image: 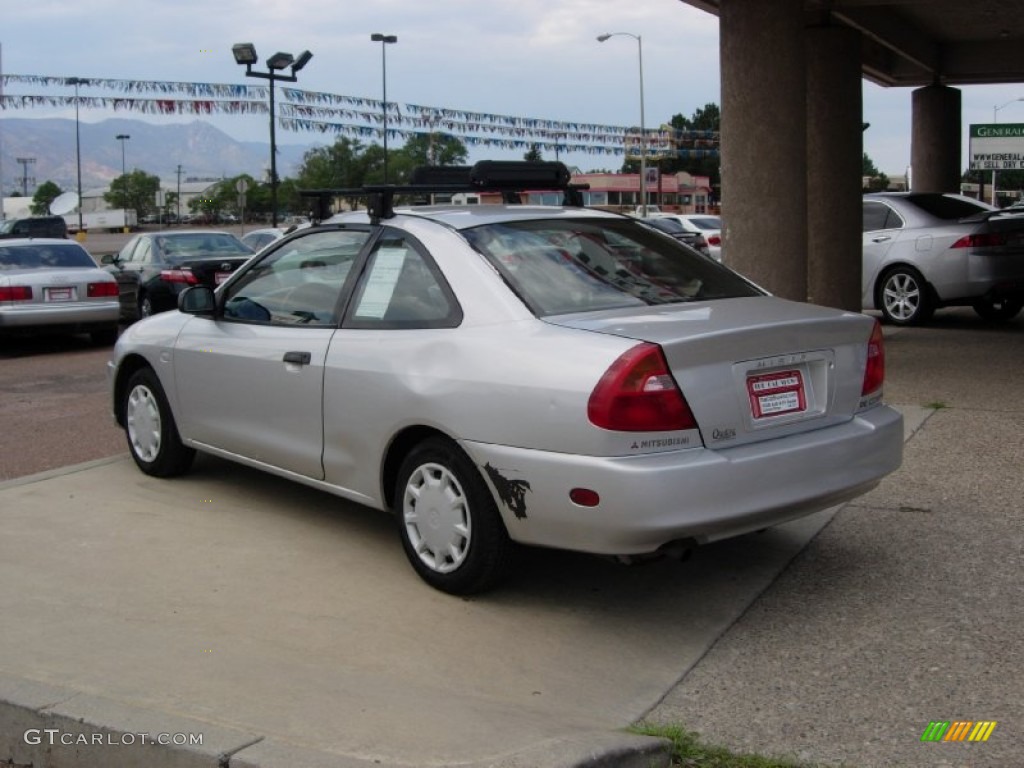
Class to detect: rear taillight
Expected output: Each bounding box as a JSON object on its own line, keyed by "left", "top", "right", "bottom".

{"left": 0, "top": 286, "right": 33, "bottom": 302}
{"left": 861, "top": 320, "right": 885, "bottom": 396}
{"left": 87, "top": 281, "right": 119, "bottom": 298}
{"left": 588, "top": 343, "right": 697, "bottom": 431}
{"left": 160, "top": 268, "right": 198, "bottom": 284}
{"left": 707, "top": 235, "right": 721, "bottom": 246}
{"left": 951, "top": 232, "right": 1006, "bottom": 248}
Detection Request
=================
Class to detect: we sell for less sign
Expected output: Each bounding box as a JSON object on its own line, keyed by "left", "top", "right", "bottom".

{"left": 970, "top": 123, "right": 1024, "bottom": 171}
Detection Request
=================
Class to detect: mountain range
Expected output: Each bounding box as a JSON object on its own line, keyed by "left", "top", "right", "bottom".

{"left": 0, "top": 117, "right": 313, "bottom": 194}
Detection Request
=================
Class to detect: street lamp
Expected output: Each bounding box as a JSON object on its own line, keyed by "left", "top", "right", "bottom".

{"left": 370, "top": 33, "right": 398, "bottom": 182}
{"left": 232, "top": 42, "right": 313, "bottom": 227}
{"left": 66, "top": 77, "right": 87, "bottom": 236}
{"left": 598, "top": 32, "right": 647, "bottom": 216}
{"left": 991, "top": 98, "right": 1024, "bottom": 206}
{"left": 116, "top": 133, "right": 130, "bottom": 232}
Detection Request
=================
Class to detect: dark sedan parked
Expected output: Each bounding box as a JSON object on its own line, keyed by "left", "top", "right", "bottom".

{"left": 103, "top": 231, "right": 254, "bottom": 321}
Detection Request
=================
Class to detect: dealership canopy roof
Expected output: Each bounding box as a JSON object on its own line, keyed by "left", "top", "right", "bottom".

{"left": 681, "top": 0, "right": 1024, "bottom": 86}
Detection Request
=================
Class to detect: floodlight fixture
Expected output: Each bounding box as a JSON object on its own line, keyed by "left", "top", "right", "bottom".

{"left": 232, "top": 43, "right": 258, "bottom": 66}
{"left": 266, "top": 52, "right": 294, "bottom": 71}
{"left": 292, "top": 50, "right": 313, "bottom": 73}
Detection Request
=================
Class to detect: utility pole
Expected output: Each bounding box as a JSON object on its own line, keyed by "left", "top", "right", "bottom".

{"left": 16, "top": 157, "right": 35, "bottom": 196}
{"left": 176, "top": 164, "right": 183, "bottom": 223}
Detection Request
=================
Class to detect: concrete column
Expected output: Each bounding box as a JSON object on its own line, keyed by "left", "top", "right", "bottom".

{"left": 911, "top": 85, "right": 961, "bottom": 193}
{"left": 806, "top": 25, "right": 863, "bottom": 311}
{"left": 720, "top": 0, "right": 807, "bottom": 300}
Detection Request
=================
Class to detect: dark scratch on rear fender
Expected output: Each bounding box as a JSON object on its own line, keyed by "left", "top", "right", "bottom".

{"left": 483, "top": 463, "right": 531, "bottom": 519}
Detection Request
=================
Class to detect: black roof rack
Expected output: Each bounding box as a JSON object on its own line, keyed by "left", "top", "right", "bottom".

{"left": 299, "top": 160, "right": 588, "bottom": 224}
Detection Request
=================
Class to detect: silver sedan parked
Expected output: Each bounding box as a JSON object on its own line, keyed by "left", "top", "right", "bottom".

{"left": 0, "top": 238, "right": 120, "bottom": 344}
{"left": 862, "top": 193, "right": 1024, "bottom": 324}
{"left": 108, "top": 163, "right": 903, "bottom": 594}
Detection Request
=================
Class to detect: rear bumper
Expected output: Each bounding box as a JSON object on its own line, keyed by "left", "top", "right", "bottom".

{"left": 0, "top": 302, "right": 120, "bottom": 330}
{"left": 462, "top": 404, "right": 903, "bottom": 555}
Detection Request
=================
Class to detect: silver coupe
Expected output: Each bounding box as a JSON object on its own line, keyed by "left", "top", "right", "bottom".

{"left": 109, "top": 164, "right": 903, "bottom": 593}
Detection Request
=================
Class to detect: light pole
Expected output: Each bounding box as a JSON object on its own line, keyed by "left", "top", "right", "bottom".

{"left": 66, "top": 77, "right": 87, "bottom": 236}
{"left": 115, "top": 133, "right": 130, "bottom": 231}
{"left": 232, "top": 43, "right": 312, "bottom": 227}
{"left": 598, "top": 32, "right": 646, "bottom": 216}
{"left": 991, "top": 98, "right": 1024, "bottom": 206}
{"left": 370, "top": 33, "right": 398, "bottom": 183}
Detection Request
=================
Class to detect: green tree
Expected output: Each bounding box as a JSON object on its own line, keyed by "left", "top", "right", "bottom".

{"left": 397, "top": 132, "right": 468, "bottom": 169}
{"left": 31, "top": 181, "right": 63, "bottom": 215}
{"left": 105, "top": 170, "right": 161, "bottom": 219}
{"left": 862, "top": 152, "right": 890, "bottom": 191}
{"left": 660, "top": 103, "right": 721, "bottom": 187}
{"left": 523, "top": 143, "right": 543, "bottom": 162}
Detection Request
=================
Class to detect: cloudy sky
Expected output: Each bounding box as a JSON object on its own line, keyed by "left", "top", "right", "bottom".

{"left": 2, "top": 0, "right": 1023, "bottom": 176}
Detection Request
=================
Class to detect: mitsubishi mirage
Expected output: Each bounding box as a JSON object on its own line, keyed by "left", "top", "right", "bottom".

{"left": 108, "top": 162, "right": 903, "bottom": 594}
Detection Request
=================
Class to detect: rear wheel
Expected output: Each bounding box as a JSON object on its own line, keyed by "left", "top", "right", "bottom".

{"left": 972, "top": 297, "right": 1022, "bottom": 322}
{"left": 122, "top": 368, "right": 195, "bottom": 477}
{"left": 878, "top": 266, "right": 934, "bottom": 325}
{"left": 138, "top": 293, "right": 154, "bottom": 320}
{"left": 395, "top": 437, "right": 514, "bottom": 595}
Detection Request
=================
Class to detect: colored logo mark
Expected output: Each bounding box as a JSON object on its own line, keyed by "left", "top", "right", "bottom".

{"left": 920, "top": 721, "right": 997, "bottom": 742}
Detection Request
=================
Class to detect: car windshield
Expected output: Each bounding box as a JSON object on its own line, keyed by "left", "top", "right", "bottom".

{"left": 904, "top": 194, "right": 993, "bottom": 220}
{"left": 0, "top": 220, "right": 15, "bottom": 235}
{"left": 0, "top": 243, "right": 96, "bottom": 269}
{"left": 157, "top": 233, "right": 253, "bottom": 257}
{"left": 462, "top": 218, "right": 760, "bottom": 317}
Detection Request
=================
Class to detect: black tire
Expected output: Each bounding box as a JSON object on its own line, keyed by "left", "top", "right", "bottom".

{"left": 877, "top": 266, "right": 934, "bottom": 325}
{"left": 90, "top": 326, "right": 119, "bottom": 346}
{"left": 972, "top": 297, "right": 1023, "bottom": 322}
{"left": 394, "top": 437, "right": 514, "bottom": 595}
{"left": 138, "top": 293, "right": 154, "bottom": 320}
{"left": 122, "top": 367, "right": 195, "bottom": 477}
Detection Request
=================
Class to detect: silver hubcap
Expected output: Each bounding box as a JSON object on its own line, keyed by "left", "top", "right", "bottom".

{"left": 126, "top": 384, "right": 161, "bottom": 462}
{"left": 403, "top": 462, "right": 471, "bottom": 574}
{"left": 140, "top": 298, "right": 152, "bottom": 317}
{"left": 883, "top": 273, "right": 920, "bottom": 321}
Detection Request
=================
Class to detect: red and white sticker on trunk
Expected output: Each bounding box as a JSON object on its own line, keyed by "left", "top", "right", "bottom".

{"left": 747, "top": 369, "right": 806, "bottom": 419}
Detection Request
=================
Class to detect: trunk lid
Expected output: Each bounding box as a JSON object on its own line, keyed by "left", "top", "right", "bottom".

{"left": 548, "top": 297, "right": 876, "bottom": 449}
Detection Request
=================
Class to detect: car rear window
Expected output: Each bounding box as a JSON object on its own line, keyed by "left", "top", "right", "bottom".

{"left": 904, "top": 194, "right": 992, "bottom": 220}
{"left": 0, "top": 243, "right": 96, "bottom": 269}
{"left": 158, "top": 233, "right": 253, "bottom": 256}
{"left": 463, "top": 218, "right": 761, "bottom": 317}
{"left": 685, "top": 217, "right": 721, "bottom": 230}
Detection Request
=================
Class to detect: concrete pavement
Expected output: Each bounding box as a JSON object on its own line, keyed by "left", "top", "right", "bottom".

{"left": 1, "top": 309, "right": 1020, "bottom": 767}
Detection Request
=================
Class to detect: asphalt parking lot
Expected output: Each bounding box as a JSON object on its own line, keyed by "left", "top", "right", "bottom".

{"left": 0, "top": 308, "right": 1021, "bottom": 768}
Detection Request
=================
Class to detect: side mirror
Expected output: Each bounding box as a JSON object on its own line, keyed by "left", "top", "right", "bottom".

{"left": 179, "top": 285, "right": 216, "bottom": 316}
{"left": 100, "top": 253, "right": 118, "bottom": 265}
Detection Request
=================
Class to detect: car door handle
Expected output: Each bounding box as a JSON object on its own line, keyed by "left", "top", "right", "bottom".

{"left": 871, "top": 235, "right": 891, "bottom": 243}
{"left": 283, "top": 351, "right": 311, "bottom": 365}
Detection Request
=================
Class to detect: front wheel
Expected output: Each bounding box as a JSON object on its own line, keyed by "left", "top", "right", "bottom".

{"left": 972, "top": 297, "right": 1023, "bottom": 322}
{"left": 395, "top": 438, "right": 514, "bottom": 595}
{"left": 122, "top": 368, "right": 195, "bottom": 477}
{"left": 878, "top": 267, "right": 934, "bottom": 325}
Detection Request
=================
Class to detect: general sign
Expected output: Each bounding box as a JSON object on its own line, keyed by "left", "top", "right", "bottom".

{"left": 969, "top": 123, "right": 1024, "bottom": 171}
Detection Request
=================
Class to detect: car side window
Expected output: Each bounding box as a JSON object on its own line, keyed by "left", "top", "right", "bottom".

{"left": 862, "top": 202, "right": 902, "bottom": 232}
{"left": 221, "top": 229, "right": 369, "bottom": 327}
{"left": 344, "top": 232, "right": 462, "bottom": 330}
{"left": 133, "top": 239, "right": 153, "bottom": 264}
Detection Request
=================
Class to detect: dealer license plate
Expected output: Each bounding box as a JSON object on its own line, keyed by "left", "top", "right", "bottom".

{"left": 45, "top": 286, "right": 74, "bottom": 302}
{"left": 747, "top": 369, "right": 806, "bottom": 419}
